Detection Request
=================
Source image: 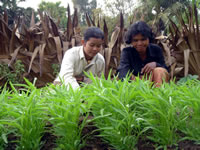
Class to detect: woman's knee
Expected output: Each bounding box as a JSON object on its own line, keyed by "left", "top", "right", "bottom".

{"left": 152, "top": 67, "right": 169, "bottom": 82}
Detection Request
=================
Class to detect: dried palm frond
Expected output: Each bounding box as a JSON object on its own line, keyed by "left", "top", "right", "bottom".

{"left": 0, "top": 7, "right": 82, "bottom": 87}
{"left": 106, "top": 12, "right": 125, "bottom": 77}
{"left": 169, "top": 4, "right": 200, "bottom": 78}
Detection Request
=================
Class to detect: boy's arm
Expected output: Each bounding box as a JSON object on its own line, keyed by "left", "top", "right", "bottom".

{"left": 54, "top": 51, "right": 80, "bottom": 89}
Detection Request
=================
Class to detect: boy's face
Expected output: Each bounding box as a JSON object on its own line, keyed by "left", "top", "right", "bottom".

{"left": 83, "top": 38, "right": 103, "bottom": 60}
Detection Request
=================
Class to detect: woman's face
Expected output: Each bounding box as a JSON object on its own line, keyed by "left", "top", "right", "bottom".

{"left": 83, "top": 37, "right": 103, "bottom": 60}
{"left": 131, "top": 34, "right": 149, "bottom": 54}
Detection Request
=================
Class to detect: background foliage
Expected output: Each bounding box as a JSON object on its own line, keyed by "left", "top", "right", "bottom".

{"left": 38, "top": 1, "right": 67, "bottom": 29}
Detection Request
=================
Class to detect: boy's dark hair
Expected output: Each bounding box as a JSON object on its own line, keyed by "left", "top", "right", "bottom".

{"left": 124, "top": 21, "right": 155, "bottom": 44}
{"left": 84, "top": 27, "right": 104, "bottom": 42}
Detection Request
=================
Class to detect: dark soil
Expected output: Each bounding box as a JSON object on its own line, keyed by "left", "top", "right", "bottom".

{"left": 41, "top": 123, "right": 57, "bottom": 150}
{"left": 137, "top": 137, "right": 200, "bottom": 150}
{"left": 4, "top": 123, "right": 200, "bottom": 150}
{"left": 5, "top": 134, "right": 18, "bottom": 150}
{"left": 178, "top": 140, "right": 200, "bottom": 150}
{"left": 80, "top": 124, "right": 113, "bottom": 150}
{"left": 137, "top": 137, "right": 156, "bottom": 150}
{"left": 41, "top": 131, "right": 57, "bottom": 150}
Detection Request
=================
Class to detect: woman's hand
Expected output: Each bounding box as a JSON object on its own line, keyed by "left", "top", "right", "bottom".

{"left": 141, "top": 62, "right": 156, "bottom": 74}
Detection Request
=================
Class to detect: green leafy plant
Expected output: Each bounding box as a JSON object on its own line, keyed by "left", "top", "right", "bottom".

{"left": 177, "top": 74, "right": 199, "bottom": 85}
{"left": 139, "top": 82, "right": 183, "bottom": 149}
{"left": 0, "top": 60, "right": 25, "bottom": 84}
{"left": 44, "top": 84, "right": 89, "bottom": 149}
{"left": 1, "top": 79, "right": 47, "bottom": 149}
{"left": 0, "top": 85, "right": 10, "bottom": 149}
{"left": 52, "top": 63, "right": 60, "bottom": 76}
{"left": 83, "top": 73, "right": 151, "bottom": 149}
{"left": 176, "top": 79, "right": 200, "bottom": 144}
{"left": 0, "top": 63, "right": 10, "bottom": 80}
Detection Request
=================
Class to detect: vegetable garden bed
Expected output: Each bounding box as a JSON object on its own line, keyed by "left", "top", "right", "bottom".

{"left": 1, "top": 75, "right": 200, "bottom": 150}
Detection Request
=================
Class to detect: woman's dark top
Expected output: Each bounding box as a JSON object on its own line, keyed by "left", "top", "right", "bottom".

{"left": 117, "top": 43, "right": 168, "bottom": 79}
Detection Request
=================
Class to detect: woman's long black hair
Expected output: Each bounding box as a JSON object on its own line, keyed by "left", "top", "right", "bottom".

{"left": 124, "top": 21, "right": 155, "bottom": 44}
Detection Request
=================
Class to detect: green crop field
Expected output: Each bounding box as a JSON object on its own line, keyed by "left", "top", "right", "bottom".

{"left": 0, "top": 75, "right": 200, "bottom": 150}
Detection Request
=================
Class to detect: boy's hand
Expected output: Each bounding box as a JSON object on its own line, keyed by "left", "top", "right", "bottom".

{"left": 75, "top": 76, "right": 84, "bottom": 83}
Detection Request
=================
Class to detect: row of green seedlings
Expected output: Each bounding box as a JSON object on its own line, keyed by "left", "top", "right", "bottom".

{"left": 83, "top": 73, "right": 200, "bottom": 150}
{"left": 0, "top": 74, "right": 200, "bottom": 149}
{"left": 0, "top": 79, "right": 90, "bottom": 150}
